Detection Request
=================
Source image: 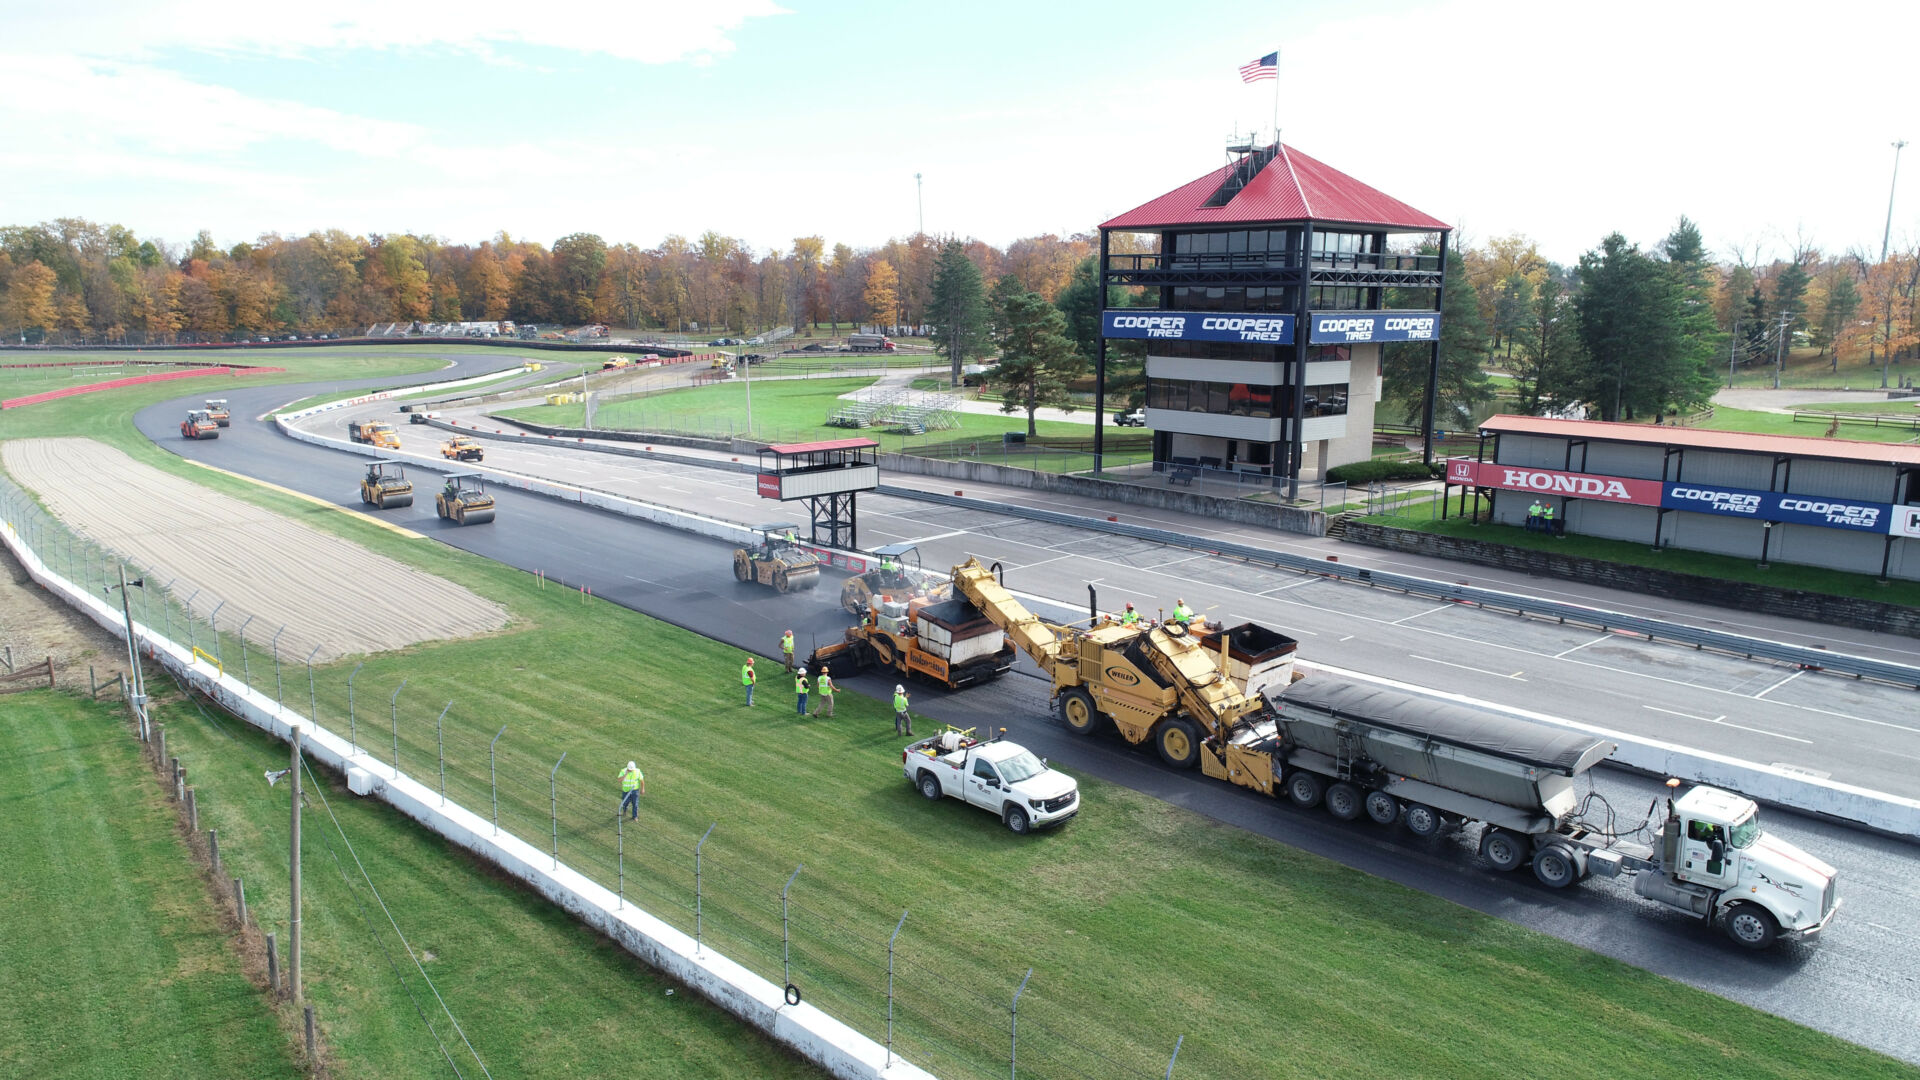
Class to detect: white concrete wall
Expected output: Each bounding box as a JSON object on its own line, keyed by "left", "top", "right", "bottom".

{"left": 0, "top": 513, "right": 937, "bottom": 1080}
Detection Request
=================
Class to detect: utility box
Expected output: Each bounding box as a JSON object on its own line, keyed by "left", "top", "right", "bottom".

{"left": 347, "top": 767, "right": 377, "bottom": 796}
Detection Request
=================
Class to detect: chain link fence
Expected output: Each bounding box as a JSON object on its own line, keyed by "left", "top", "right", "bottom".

{"left": 0, "top": 470, "right": 1211, "bottom": 1080}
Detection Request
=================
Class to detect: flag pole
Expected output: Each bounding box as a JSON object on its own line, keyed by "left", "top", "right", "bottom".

{"left": 1271, "top": 48, "right": 1281, "bottom": 144}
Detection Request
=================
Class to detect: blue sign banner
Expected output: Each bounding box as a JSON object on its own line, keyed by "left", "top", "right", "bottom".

{"left": 1660, "top": 481, "right": 1893, "bottom": 533}
{"left": 1101, "top": 310, "right": 1294, "bottom": 344}
{"left": 1308, "top": 311, "right": 1442, "bottom": 344}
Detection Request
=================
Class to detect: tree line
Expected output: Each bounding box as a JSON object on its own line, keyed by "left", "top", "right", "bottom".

{"left": 0, "top": 219, "right": 1102, "bottom": 344}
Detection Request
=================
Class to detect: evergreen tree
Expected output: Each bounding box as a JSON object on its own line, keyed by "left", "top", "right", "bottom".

{"left": 1053, "top": 256, "right": 1103, "bottom": 362}
{"left": 1382, "top": 246, "right": 1492, "bottom": 430}
{"left": 1573, "top": 233, "right": 1719, "bottom": 420}
{"left": 1510, "top": 275, "right": 1585, "bottom": 415}
{"left": 1818, "top": 272, "right": 1861, "bottom": 367}
{"left": 1773, "top": 260, "right": 1810, "bottom": 337}
{"left": 926, "top": 240, "right": 991, "bottom": 387}
{"left": 988, "top": 286, "right": 1085, "bottom": 436}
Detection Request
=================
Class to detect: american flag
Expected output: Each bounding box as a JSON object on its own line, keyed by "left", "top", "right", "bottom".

{"left": 1239, "top": 52, "right": 1278, "bottom": 83}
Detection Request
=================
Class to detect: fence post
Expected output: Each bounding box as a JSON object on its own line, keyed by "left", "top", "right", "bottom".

{"left": 435, "top": 701, "right": 451, "bottom": 806}
{"left": 186, "top": 786, "right": 198, "bottom": 832}
{"left": 389, "top": 679, "right": 408, "bottom": 774}
{"left": 267, "top": 932, "right": 279, "bottom": 992}
{"left": 1010, "top": 967, "right": 1033, "bottom": 1080}
{"left": 208, "top": 828, "right": 221, "bottom": 873}
{"left": 156, "top": 725, "right": 166, "bottom": 773}
{"left": 237, "top": 614, "right": 255, "bottom": 688}
{"left": 549, "top": 752, "right": 567, "bottom": 869}
{"left": 781, "top": 863, "right": 803, "bottom": 1002}
{"left": 304, "top": 1005, "right": 315, "bottom": 1059}
{"left": 695, "top": 822, "right": 716, "bottom": 954}
{"left": 489, "top": 726, "right": 507, "bottom": 835}
{"left": 346, "top": 662, "right": 364, "bottom": 753}
{"left": 887, "top": 909, "right": 908, "bottom": 1066}
{"left": 1165, "top": 1034, "right": 1184, "bottom": 1078}
{"left": 306, "top": 646, "right": 322, "bottom": 726}
{"left": 208, "top": 600, "right": 226, "bottom": 667}
{"left": 271, "top": 625, "right": 287, "bottom": 708}
{"left": 234, "top": 877, "right": 248, "bottom": 927}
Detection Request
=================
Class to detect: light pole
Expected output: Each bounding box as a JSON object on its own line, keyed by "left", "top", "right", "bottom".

{"left": 103, "top": 568, "right": 147, "bottom": 739}
{"left": 1882, "top": 140, "right": 1908, "bottom": 263}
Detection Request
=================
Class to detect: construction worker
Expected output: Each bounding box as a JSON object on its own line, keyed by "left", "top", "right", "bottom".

{"left": 785, "top": 528, "right": 799, "bottom": 546}
{"left": 1172, "top": 598, "right": 1195, "bottom": 626}
{"left": 794, "top": 667, "right": 810, "bottom": 716}
{"left": 617, "top": 760, "right": 646, "bottom": 821}
{"left": 811, "top": 670, "right": 836, "bottom": 717}
{"left": 893, "top": 684, "right": 913, "bottom": 736}
{"left": 741, "top": 656, "right": 756, "bottom": 706}
{"left": 780, "top": 630, "right": 795, "bottom": 672}
{"left": 879, "top": 556, "right": 897, "bottom": 574}
{"left": 1119, "top": 602, "right": 1140, "bottom": 626}
{"left": 1541, "top": 502, "right": 1557, "bottom": 536}
{"left": 1527, "top": 500, "right": 1544, "bottom": 533}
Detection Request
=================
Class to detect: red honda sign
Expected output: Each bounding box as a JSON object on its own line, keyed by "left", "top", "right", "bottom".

{"left": 1444, "top": 458, "right": 1661, "bottom": 506}
{"left": 756, "top": 473, "right": 782, "bottom": 499}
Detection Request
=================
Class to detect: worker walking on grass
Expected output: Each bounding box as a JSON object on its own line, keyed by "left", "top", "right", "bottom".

{"left": 811, "top": 671, "right": 836, "bottom": 717}
{"left": 617, "top": 760, "right": 646, "bottom": 820}
{"left": 795, "top": 668, "right": 810, "bottom": 716}
{"left": 1172, "top": 598, "right": 1195, "bottom": 627}
{"left": 781, "top": 630, "right": 795, "bottom": 672}
{"left": 741, "top": 656, "right": 756, "bottom": 706}
{"left": 893, "top": 684, "right": 913, "bottom": 736}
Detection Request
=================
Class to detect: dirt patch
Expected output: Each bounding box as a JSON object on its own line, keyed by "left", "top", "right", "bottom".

{"left": 0, "top": 543, "right": 129, "bottom": 693}
{"left": 3, "top": 437, "right": 508, "bottom": 662}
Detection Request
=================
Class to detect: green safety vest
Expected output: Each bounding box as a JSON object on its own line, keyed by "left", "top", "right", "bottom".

{"left": 1528, "top": 504, "right": 1541, "bottom": 518}
{"left": 741, "top": 664, "right": 755, "bottom": 685}
{"left": 893, "top": 692, "right": 909, "bottom": 712}
{"left": 1542, "top": 505, "right": 1555, "bottom": 520}
{"left": 795, "top": 675, "right": 809, "bottom": 693}
{"left": 817, "top": 676, "right": 834, "bottom": 696}
{"left": 1173, "top": 605, "right": 1194, "bottom": 624}
{"left": 1120, "top": 610, "right": 1139, "bottom": 625}
{"left": 621, "top": 767, "right": 642, "bottom": 792}
{"left": 781, "top": 634, "right": 794, "bottom": 655}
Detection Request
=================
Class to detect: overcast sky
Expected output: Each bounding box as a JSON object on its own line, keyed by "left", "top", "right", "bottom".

{"left": 3, "top": 0, "right": 1915, "bottom": 265}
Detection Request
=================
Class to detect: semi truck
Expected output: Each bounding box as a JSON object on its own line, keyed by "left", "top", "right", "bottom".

{"left": 1253, "top": 675, "right": 1840, "bottom": 949}
{"left": 846, "top": 334, "right": 897, "bottom": 353}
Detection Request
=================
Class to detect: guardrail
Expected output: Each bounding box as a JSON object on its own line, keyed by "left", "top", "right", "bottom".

{"left": 880, "top": 488, "right": 1920, "bottom": 690}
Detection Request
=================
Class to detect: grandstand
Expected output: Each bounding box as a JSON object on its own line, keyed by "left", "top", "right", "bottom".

{"left": 825, "top": 385, "right": 961, "bottom": 434}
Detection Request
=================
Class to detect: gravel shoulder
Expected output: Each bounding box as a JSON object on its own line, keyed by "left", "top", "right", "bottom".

{"left": 3, "top": 437, "right": 508, "bottom": 661}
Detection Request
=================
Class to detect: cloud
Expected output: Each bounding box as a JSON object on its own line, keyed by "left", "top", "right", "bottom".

{"left": 8, "top": 0, "right": 788, "bottom": 64}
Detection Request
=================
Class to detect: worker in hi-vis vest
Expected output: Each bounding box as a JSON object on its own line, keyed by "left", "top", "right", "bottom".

{"left": 741, "top": 656, "right": 756, "bottom": 706}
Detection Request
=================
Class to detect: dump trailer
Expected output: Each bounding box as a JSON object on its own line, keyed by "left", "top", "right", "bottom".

{"left": 1252, "top": 674, "right": 1839, "bottom": 949}
{"left": 204, "top": 399, "right": 231, "bottom": 427}
{"left": 839, "top": 542, "right": 949, "bottom": 615}
{"left": 435, "top": 472, "right": 495, "bottom": 525}
{"left": 949, "top": 557, "right": 1297, "bottom": 767}
{"left": 808, "top": 595, "right": 1016, "bottom": 690}
{"left": 358, "top": 459, "right": 414, "bottom": 509}
{"left": 349, "top": 420, "right": 401, "bottom": 450}
{"left": 732, "top": 523, "right": 821, "bottom": 593}
{"left": 180, "top": 409, "right": 220, "bottom": 440}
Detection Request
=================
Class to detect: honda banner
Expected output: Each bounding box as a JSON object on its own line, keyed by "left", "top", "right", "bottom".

{"left": 755, "top": 473, "right": 782, "bottom": 499}
{"left": 1445, "top": 458, "right": 1662, "bottom": 506}
{"left": 1891, "top": 505, "right": 1920, "bottom": 539}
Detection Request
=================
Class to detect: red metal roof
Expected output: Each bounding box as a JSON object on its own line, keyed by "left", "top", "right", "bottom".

{"left": 1101, "top": 143, "right": 1451, "bottom": 232}
{"left": 762, "top": 437, "right": 880, "bottom": 455}
{"left": 1478, "top": 415, "right": 1920, "bottom": 467}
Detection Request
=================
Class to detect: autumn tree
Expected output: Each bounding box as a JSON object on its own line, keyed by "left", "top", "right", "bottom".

{"left": 3, "top": 260, "right": 58, "bottom": 338}
{"left": 863, "top": 258, "right": 900, "bottom": 331}
{"left": 988, "top": 286, "right": 1085, "bottom": 436}
{"left": 1383, "top": 247, "right": 1492, "bottom": 430}
{"left": 927, "top": 240, "right": 991, "bottom": 386}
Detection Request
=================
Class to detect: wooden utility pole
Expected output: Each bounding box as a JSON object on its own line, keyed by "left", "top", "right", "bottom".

{"left": 290, "top": 724, "right": 303, "bottom": 1002}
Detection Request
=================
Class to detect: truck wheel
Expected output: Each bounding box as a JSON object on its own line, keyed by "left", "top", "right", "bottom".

{"left": 1286, "top": 770, "right": 1323, "bottom": 808}
{"left": 917, "top": 772, "right": 941, "bottom": 801}
{"left": 1325, "top": 782, "right": 1363, "bottom": 822}
{"left": 1481, "top": 828, "right": 1530, "bottom": 873}
{"left": 733, "top": 552, "right": 751, "bottom": 581}
{"left": 1364, "top": 791, "right": 1400, "bottom": 825}
{"left": 1723, "top": 903, "right": 1779, "bottom": 950}
{"left": 1404, "top": 803, "right": 1443, "bottom": 838}
{"left": 1005, "top": 805, "right": 1031, "bottom": 834}
{"left": 1058, "top": 688, "right": 1100, "bottom": 736}
{"left": 1532, "top": 846, "right": 1577, "bottom": 889}
{"left": 1154, "top": 718, "right": 1200, "bottom": 769}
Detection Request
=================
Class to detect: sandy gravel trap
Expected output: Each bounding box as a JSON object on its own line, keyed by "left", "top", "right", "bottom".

{"left": 3, "top": 437, "right": 508, "bottom": 662}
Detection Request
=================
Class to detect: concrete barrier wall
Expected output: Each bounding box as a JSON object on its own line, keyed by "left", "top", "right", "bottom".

{"left": 277, "top": 365, "right": 536, "bottom": 423}
{"left": 0, "top": 514, "right": 935, "bottom": 1080}
{"left": 1317, "top": 664, "right": 1920, "bottom": 840}
{"left": 1344, "top": 522, "right": 1920, "bottom": 640}
{"left": 877, "top": 453, "right": 1327, "bottom": 536}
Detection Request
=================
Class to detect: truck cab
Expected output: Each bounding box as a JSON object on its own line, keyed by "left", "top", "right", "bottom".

{"left": 904, "top": 728, "right": 1078, "bottom": 834}
{"left": 1664, "top": 785, "right": 1838, "bottom": 948}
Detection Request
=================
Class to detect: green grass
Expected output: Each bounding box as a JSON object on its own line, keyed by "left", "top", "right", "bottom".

{"left": 497, "top": 376, "right": 1110, "bottom": 451}
{"left": 1685, "top": 406, "right": 1920, "bottom": 444}
{"left": 1364, "top": 503, "right": 1920, "bottom": 607}
{"left": 1723, "top": 346, "right": 1918, "bottom": 390}
{"left": 0, "top": 691, "right": 297, "bottom": 1078}
{"left": 7, "top": 356, "right": 1915, "bottom": 1079}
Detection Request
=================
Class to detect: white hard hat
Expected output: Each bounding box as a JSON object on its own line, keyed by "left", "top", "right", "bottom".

{"left": 895, "top": 684, "right": 905, "bottom": 693}
{"left": 627, "top": 761, "right": 637, "bottom": 770}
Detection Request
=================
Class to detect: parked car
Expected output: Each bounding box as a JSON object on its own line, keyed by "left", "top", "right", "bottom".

{"left": 1113, "top": 408, "right": 1147, "bottom": 427}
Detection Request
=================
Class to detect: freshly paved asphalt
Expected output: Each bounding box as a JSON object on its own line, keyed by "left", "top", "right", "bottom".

{"left": 127, "top": 359, "right": 1920, "bottom": 1064}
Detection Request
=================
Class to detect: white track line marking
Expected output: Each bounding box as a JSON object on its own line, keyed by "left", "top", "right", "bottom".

{"left": 1709, "top": 717, "right": 1812, "bottom": 744}
{"left": 1787, "top": 703, "right": 1920, "bottom": 737}
{"left": 1410, "top": 655, "right": 1526, "bottom": 681}
{"left": 1754, "top": 670, "right": 1805, "bottom": 699}
{"left": 1645, "top": 705, "right": 1720, "bottom": 723}
{"left": 905, "top": 529, "right": 970, "bottom": 543}
{"left": 1393, "top": 602, "right": 1456, "bottom": 625}
{"left": 1553, "top": 634, "right": 1612, "bottom": 659}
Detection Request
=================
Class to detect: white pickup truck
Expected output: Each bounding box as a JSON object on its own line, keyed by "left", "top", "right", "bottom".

{"left": 902, "top": 728, "right": 1079, "bottom": 834}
